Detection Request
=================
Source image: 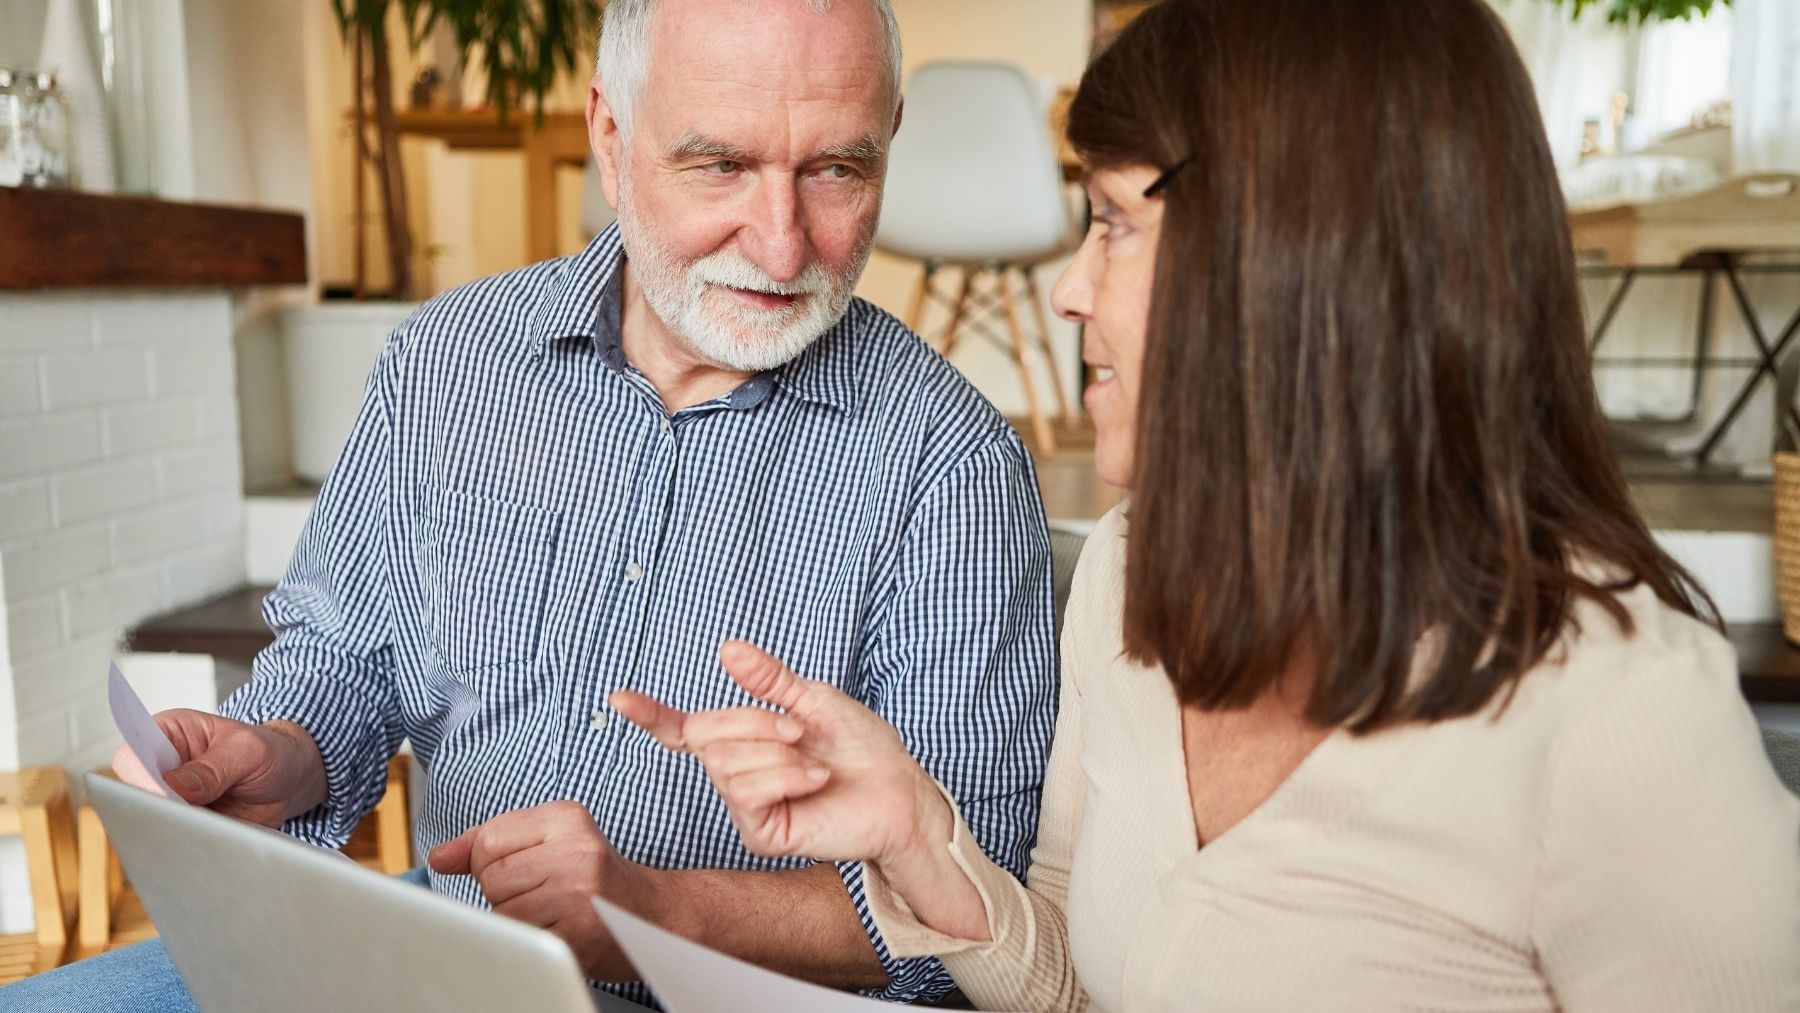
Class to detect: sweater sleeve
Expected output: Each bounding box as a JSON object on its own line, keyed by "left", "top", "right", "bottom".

{"left": 1530, "top": 643, "right": 1800, "bottom": 1011}
{"left": 862, "top": 529, "right": 1108, "bottom": 1012}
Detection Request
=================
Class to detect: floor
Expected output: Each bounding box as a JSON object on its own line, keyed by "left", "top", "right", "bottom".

{"left": 1022, "top": 419, "right": 1775, "bottom": 534}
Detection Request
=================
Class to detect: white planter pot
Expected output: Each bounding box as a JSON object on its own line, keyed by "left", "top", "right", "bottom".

{"left": 278, "top": 302, "right": 416, "bottom": 484}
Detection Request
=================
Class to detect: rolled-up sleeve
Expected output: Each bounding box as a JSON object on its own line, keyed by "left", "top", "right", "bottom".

{"left": 220, "top": 334, "right": 408, "bottom": 848}
{"left": 842, "top": 429, "right": 1060, "bottom": 1003}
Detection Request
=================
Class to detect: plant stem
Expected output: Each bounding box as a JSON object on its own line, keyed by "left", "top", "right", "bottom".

{"left": 352, "top": 25, "right": 368, "bottom": 300}
{"left": 369, "top": 30, "right": 414, "bottom": 300}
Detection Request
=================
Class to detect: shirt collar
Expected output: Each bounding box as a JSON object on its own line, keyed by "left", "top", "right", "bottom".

{"left": 528, "top": 223, "right": 620, "bottom": 351}
{"left": 528, "top": 222, "right": 860, "bottom": 416}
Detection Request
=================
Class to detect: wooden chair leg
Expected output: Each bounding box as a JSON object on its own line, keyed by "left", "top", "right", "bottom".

{"left": 107, "top": 841, "right": 123, "bottom": 901}
{"left": 375, "top": 754, "right": 413, "bottom": 875}
{"left": 76, "top": 805, "right": 112, "bottom": 959}
{"left": 50, "top": 794, "right": 78, "bottom": 935}
{"left": 999, "top": 266, "right": 1056, "bottom": 452}
{"left": 941, "top": 269, "right": 974, "bottom": 357}
{"left": 905, "top": 262, "right": 936, "bottom": 332}
{"left": 17, "top": 773, "right": 73, "bottom": 972}
{"left": 1021, "top": 267, "right": 1074, "bottom": 424}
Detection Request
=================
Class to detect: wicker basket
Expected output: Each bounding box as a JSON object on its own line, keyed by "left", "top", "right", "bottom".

{"left": 1773, "top": 452, "right": 1800, "bottom": 644}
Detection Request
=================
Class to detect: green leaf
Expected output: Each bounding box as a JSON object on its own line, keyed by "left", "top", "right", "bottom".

{"left": 347, "top": 0, "right": 604, "bottom": 113}
{"left": 1543, "top": 0, "right": 1730, "bottom": 25}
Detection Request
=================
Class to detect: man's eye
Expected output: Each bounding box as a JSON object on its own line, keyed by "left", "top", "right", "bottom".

{"left": 823, "top": 164, "right": 854, "bottom": 179}
{"left": 701, "top": 161, "right": 742, "bottom": 175}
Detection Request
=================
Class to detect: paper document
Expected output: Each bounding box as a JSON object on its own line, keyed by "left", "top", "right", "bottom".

{"left": 107, "top": 661, "right": 185, "bottom": 800}
{"left": 592, "top": 896, "right": 1021, "bottom": 1012}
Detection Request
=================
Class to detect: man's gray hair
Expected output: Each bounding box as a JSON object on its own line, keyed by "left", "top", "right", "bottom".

{"left": 597, "top": 0, "right": 902, "bottom": 139}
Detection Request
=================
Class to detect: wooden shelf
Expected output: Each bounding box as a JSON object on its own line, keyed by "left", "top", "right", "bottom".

{"left": 125, "top": 585, "right": 276, "bottom": 665}
{"left": 380, "top": 107, "right": 591, "bottom": 263}
{"left": 0, "top": 186, "right": 306, "bottom": 290}
{"left": 387, "top": 107, "right": 586, "bottom": 152}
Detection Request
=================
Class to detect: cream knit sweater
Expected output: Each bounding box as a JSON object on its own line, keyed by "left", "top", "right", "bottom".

{"left": 866, "top": 505, "right": 1800, "bottom": 1012}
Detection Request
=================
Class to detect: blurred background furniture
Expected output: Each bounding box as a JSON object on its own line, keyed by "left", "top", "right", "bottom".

{"left": 877, "top": 60, "right": 1077, "bottom": 452}
{"left": 381, "top": 109, "right": 591, "bottom": 265}
{"left": 1572, "top": 173, "right": 1800, "bottom": 468}
{"left": 1763, "top": 727, "right": 1800, "bottom": 796}
{"left": 0, "top": 767, "right": 77, "bottom": 984}
{"left": 73, "top": 755, "right": 414, "bottom": 961}
{"left": 74, "top": 772, "right": 153, "bottom": 960}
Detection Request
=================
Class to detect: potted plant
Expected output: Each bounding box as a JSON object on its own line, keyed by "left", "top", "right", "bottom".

{"left": 279, "top": 1, "right": 600, "bottom": 487}
{"left": 332, "top": 0, "right": 604, "bottom": 300}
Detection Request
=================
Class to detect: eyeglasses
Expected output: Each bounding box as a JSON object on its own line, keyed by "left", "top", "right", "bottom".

{"left": 1142, "top": 157, "right": 1192, "bottom": 199}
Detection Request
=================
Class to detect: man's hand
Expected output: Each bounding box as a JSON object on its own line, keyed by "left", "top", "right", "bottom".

{"left": 112, "top": 710, "right": 328, "bottom": 828}
{"left": 427, "top": 801, "right": 660, "bottom": 981}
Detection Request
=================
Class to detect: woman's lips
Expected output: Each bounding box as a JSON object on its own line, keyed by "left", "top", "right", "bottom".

{"left": 1083, "top": 365, "right": 1115, "bottom": 407}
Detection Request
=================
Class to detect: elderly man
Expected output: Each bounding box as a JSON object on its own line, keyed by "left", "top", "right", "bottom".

{"left": 2, "top": 0, "right": 1054, "bottom": 1009}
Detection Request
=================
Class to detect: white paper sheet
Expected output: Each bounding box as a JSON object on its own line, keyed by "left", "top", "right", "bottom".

{"left": 592, "top": 896, "right": 1018, "bottom": 1012}
{"left": 592, "top": 897, "right": 907, "bottom": 1011}
{"left": 107, "top": 660, "right": 185, "bottom": 800}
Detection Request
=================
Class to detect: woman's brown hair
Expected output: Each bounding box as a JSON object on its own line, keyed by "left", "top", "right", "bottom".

{"left": 1067, "top": 0, "right": 1717, "bottom": 731}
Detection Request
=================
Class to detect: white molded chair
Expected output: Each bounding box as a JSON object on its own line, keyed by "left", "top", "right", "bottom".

{"left": 878, "top": 61, "right": 1076, "bottom": 451}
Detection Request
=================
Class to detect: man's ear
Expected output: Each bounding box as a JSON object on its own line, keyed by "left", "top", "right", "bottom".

{"left": 587, "top": 73, "right": 623, "bottom": 209}
{"left": 891, "top": 97, "right": 904, "bottom": 142}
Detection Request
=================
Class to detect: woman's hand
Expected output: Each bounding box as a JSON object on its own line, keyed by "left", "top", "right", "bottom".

{"left": 613, "top": 640, "right": 991, "bottom": 940}
{"left": 611, "top": 640, "right": 950, "bottom": 868}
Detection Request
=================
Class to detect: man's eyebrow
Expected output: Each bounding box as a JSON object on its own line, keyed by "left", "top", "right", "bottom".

{"left": 663, "top": 133, "right": 754, "bottom": 163}
{"left": 814, "top": 135, "right": 887, "bottom": 166}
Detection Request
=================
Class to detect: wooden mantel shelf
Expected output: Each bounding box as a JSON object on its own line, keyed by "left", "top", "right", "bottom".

{"left": 0, "top": 186, "right": 306, "bottom": 290}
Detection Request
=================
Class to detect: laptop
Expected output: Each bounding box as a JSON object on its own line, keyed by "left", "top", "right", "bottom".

{"left": 87, "top": 774, "right": 650, "bottom": 1013}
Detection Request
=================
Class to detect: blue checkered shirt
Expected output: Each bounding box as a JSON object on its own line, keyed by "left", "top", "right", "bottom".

{"left": 221, "top": 224, "right": 1058, "bottom": 1005}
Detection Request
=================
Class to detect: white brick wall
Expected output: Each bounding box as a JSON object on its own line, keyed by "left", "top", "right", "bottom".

{"left": 53, "top": 459, "right": 159, "bottom": 526}
{"left": 0, "top": 480, "right": 51, "bottom": 541}
{"left": 0, "top": 415, "right": 104, "bottom": 477}
{"left": 0, "top": 291, "right": 247, "bottom": 723}
{"left": 0, "top": 290, "right": 251, "bottom": 933}
{"left": 41, "top": 349, "right": 154, "bottom": 411}
{"left": 0, "top": 360, "right": 40, "bottom": 416}
{"left": 102, "top": 401, "right": 205, "bottom": 457}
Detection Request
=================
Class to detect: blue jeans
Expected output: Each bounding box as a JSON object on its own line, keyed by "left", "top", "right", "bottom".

{"left": 0, "top": 867, "right": 433, "bottom": 1012}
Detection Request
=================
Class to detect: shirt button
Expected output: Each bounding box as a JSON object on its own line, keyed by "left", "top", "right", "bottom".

{"left": 589, "top": 709, "right": 609, "bottom": 731}
{"left": 660, "top": 418, "right": 673, "bottom": 437}
{"left": 624, "top": 561, "right": 645, "bottom": 583}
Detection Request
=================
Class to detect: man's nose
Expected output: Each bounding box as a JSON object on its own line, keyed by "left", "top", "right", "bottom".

{"left": 738, "top": 175, "right": 807, "bottom": 283}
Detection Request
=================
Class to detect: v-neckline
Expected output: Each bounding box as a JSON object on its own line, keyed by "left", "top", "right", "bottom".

{"left": 1169, "top": 688, "right": 1344, "bottom": 856}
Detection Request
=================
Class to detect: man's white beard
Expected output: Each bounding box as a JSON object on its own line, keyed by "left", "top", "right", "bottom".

{"left": 615, "top": 168, "right": 874, "bottom": 373}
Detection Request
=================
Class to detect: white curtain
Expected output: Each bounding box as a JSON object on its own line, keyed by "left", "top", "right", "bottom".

{"left": 1732, "top": 0, "right": 1800, "bottom": 173}
{"left": 1492, "top": 0, "right": 1592, "bottom": 168}
{"left": 1628, "top": 12, "right": 1734, "bottom": 153}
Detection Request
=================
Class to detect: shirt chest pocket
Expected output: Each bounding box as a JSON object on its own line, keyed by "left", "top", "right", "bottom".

{"left": 416, "top": 484, "right": 562, "bottom": 674}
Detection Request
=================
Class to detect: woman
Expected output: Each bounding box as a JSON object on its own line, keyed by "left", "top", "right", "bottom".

{"left": 612, "top": 0, "right": 1800, "bottom": 1008}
